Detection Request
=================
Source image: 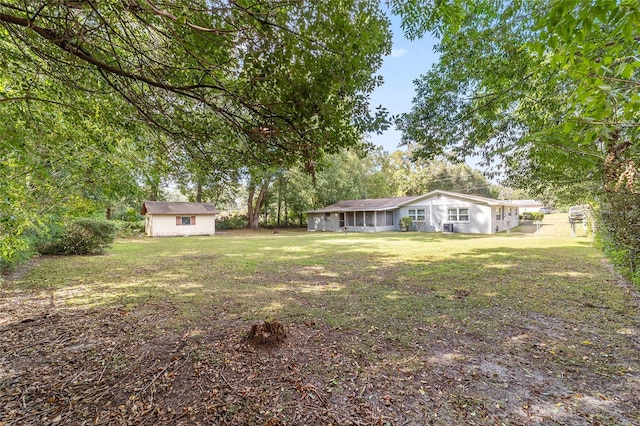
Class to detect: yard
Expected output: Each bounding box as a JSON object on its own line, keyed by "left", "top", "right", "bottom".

{"left": 1, "top": 214, "right": 639, "bottom": 425}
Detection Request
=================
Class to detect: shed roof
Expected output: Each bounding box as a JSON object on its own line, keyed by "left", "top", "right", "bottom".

{"left": 141, "top": 201, "right": 219, "bottom": 215}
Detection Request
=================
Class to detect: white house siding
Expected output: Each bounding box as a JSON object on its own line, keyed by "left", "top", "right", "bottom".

{"left": 308, "top": 213, "right": 340, "bottom": 232}
{"left": 401, "top": 195, "right": 518, "bottom": 234}
{"left": 396, "top": 205, "right": 432, "bottom": 231}
{"left": 492, "top": 205, "right": 519, "bottom": 233}
{"left": 146, "top": 214, "right": 216, "bottom": 237}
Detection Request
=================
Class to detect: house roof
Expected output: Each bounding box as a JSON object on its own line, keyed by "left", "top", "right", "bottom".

{"left": 306, "top": 195, "right": 423, "bottom": 213}
{"left": 141, "top": 201, "right": 219, "bottom": 215}
{"left": 306, "top": 190, "right": 515, "bottom": 213}
{"left": 421, "top": 190, "right": 515, "bottom": 206}
{"left": 510, "top": 199, "right": 543, "bottom": 207}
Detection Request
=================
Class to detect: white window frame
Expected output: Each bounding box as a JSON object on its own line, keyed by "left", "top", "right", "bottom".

{"left": 408, "top": 208, "right": 426, "bottom": 221}
{"left": 447, "top": 208, "right": 470, "bottom": 223}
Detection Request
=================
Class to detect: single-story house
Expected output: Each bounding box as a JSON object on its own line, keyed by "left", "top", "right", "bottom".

{"left": 141, "top": 201, "right": 219, "bottom": 237}
{"left": 305, "top": 190, "right": 520, "bottom": 234}
{"left": 511, "top": 199, "right": 544, "bottom": 213}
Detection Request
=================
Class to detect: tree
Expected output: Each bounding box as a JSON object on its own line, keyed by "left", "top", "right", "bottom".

{"left": 312, "top": 148, "right": 398, "bottom": 208}
{"left": 246, "top": 170, "right": 274, "bottom": 230}
{"left": 0, "top": 89, "right": 148, "bottom": 269}
{"left": 391, "top": 0, "right": 640, "bottom": 281}
{"left": 393, "top": 0, "right": 638, "bottom": 186}
{"left": 1, "top": 1, "right": 391, "bottom": 173}
{"left": 389, "top": 151, "right": 493, "bottom": 197}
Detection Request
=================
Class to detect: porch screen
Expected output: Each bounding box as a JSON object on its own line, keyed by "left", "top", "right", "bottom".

{"left": 346, "top": 212, "right": 355, "bottom": 226}
{"left": 376, "top": 211, "right": 394, "bottom": 226}
{"left": 365, "top": 212, "right": 375, "bottom": 227}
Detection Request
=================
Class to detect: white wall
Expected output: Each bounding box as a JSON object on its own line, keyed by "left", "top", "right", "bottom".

{"left": 146, "top": 214, "right": 216, "bottom": 237}
{"left": 492, "top": 205, "right": 519, "bottom": 233}
{"left": 308, "top": 213, "right": 341, "bottom": 231}
{"left": 402, "top": 194, "right": 517, "bottom": 234}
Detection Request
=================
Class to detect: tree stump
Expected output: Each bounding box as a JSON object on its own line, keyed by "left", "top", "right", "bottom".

{"left": 246, "top": 320, "right": 287, "bottom": 347}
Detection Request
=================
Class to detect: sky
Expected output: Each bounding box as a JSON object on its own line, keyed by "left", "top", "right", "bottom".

{"left": 367, "top": 12, "right": 440, "bottom": 154}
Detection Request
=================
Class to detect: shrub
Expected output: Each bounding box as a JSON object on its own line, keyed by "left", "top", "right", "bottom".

{"left": 519, "top": 212, "right": 544, "bottom": 221}
{"left": 217, "top": 213, "right": 248, "bottom": 230}
{"left": 0, "top": 233, "right": 34, "bottom": 274}
{"left": 37, "top": 219, "right": 117, "bottom": 255}
{"left": 399, "top": 216, "right": 412, "bottom": 231}
{"left": 596, "top": 193, "right": 640, "bottom": 287}
{"left": 113, "top": 220, "right": 145, "bottom": 237}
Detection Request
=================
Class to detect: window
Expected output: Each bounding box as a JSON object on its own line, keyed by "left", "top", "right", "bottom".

{"left": 339, "top": 213, "right": 345, "bottom": 228}
{"left": 355, "top": 211, "right": 364, "bottom": 226}
{"left": 176, "top": 216, "right": 196, "bottom": 225}
{"left": 448, "top": 208, "right": 470, "bottom": 222}
{"left": 409, "top": 208, "right": 425, "bottom": 221}
{"left": 496, "top": 207, "right": 501, "bottom": 221}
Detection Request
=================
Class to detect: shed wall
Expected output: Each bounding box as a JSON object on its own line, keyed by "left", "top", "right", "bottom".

{"left": 146, "top": 214, "right": 216, "bottom": 237}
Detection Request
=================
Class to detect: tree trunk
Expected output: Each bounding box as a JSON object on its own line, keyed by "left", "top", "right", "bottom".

{"left": 248, "top": 181, "right": 269, "bottom": 230}
{"left": 196, "top": 180, "right": 203, "bottom": 203}
{"left": 284, "top": 204, "right": 289, "bottom": 228}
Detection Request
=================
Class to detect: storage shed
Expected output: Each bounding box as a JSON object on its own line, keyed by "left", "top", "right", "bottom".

{"left": 141, "top": 201, "right": 218, "bottom": 237}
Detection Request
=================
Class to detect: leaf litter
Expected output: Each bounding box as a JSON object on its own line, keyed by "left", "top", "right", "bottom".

{"left": 1, "top": 258, "right": 640, "bottom": 425}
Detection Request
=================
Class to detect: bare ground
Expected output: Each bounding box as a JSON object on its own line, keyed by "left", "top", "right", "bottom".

{"left": 1, "top": 275, "right": 640, "bottom": 426}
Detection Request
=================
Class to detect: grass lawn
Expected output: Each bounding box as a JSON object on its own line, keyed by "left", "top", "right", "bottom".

{"left": 1, "top": 214, "right": 639, "bottom": 425}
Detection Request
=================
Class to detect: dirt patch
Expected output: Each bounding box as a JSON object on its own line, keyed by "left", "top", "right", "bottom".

{"left": 1, "top": 298, "right": 639, "bottom": 425}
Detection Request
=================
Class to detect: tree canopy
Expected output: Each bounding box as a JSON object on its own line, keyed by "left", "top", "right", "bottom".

{"left": 1, "top": 1, "right": 391, "bottom": 172}
{"left": 393, "top": 0, "right": 638, "bottom": 193}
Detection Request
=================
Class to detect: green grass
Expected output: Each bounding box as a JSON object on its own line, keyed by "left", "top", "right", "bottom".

{"left": 3, "top": 214, "right": 639, "bottom": 424}
{"left": 9, "top": 215, "right": 632, "bottom": 342}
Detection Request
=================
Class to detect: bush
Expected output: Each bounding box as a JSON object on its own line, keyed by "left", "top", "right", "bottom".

{"left": 0, "top": 233, "right": 34, "bottom": 274}
{"left": 217, "top": 213, "right": 248, "bottom": 230}
{"left": 596, "top": 193, "right": 640, "bottom": 287}
{"left": 37, "top": 219, "right": 117, "bottom": 255}
{"left": 519, "top": 212, "right": 544, "bottom": 221}
{"left": 399, "top": 216, "right": 412, "bottom": 231}
{"left": 113, "top": 220, "right": 145, "bottom": 237}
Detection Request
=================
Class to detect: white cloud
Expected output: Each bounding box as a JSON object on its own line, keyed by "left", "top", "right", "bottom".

{"left": 390, "top": 48, "right": 407, "bottom": 58}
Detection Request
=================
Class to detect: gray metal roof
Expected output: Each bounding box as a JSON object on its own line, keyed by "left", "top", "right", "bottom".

{"left": 306, "top": 190, "right": 515, "bottom": 213}
{"left": 141, "top": 201, "right": 219, "bottom": 215}
{"left": 306, "top": 195, "right": 423, "bottom": 213}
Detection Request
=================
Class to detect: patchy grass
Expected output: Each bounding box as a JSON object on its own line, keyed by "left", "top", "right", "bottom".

{"left": 1, "top": 214, "right": 639, "bottom": 425}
